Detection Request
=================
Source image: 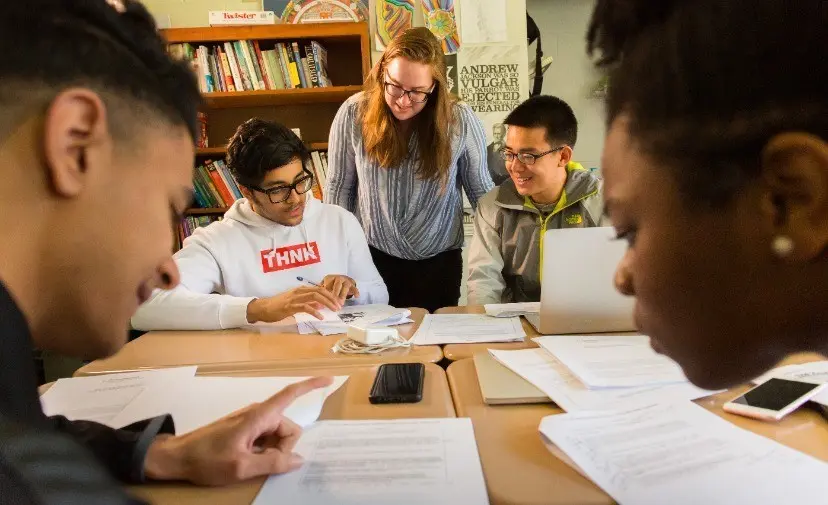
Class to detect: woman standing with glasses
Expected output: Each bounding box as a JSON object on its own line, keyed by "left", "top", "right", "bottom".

{"left": 325, "top": 27, "right": 492, "bottom": 313}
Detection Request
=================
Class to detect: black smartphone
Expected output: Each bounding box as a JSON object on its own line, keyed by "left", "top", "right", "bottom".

{"left": 369, "top": 363, "right": 425, "bottom": 404}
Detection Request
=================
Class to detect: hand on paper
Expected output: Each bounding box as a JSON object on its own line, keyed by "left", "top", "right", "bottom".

{"left": 143, "top": 376, "right": 334, "bottom": 485}
{"left": 322, "top": 274, "right": 359, "bottom": 303}
{"left": 247, "top": 286, "right": 342, "bottom": 322}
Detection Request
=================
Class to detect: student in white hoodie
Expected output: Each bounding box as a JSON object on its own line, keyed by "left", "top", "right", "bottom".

{"left": 132, "top": 119, "right": 389, "bottom": 331}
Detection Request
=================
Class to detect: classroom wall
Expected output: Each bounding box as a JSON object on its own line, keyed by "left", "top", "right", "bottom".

{"left": 526, "top": 0, "right": 605, "bottom": 171}
{"left": 140, "top": 0, "right": 263, "bottom": 28}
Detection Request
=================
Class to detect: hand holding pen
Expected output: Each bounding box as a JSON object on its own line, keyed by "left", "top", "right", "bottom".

{"left": 297, "top": 275, "right": 359, "bottom": 304}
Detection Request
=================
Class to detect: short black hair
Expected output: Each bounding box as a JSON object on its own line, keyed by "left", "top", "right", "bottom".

{"left": 504, "top": 96, "right": 578, "bottom": 148}
{"left": 587, "top": 0, "right": 828, "bottom": 206}
{"left": 225, "top": 118, "right": 310, "bottom": 188}
{"left": 0, "top": 0, "right": 201, "bottom": 141}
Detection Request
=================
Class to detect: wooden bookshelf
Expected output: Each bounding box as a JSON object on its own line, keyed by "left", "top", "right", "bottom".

{"left": 195, "top": 147, "right": 226, "bottom": 156}
{"left": 166, "top": 23, "right": 367, "bottom": 249}
{"left": 202, "top": 85, "right": 362, "bottom": 109}
{"left": 185, "top": 207, "right": 228, "bottom": 216}
{"left": 196, "top": 142, "right": 328, "bottom": 157}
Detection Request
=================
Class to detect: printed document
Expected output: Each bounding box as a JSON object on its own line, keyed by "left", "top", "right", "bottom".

{"left": 111, "top": 375, "right": 348, "bottom": 433}
{"left": 252, "top": 418, "right": 490, "bottom": 505}
{"left": 40, "top": 366, "right": 197, "bottom": 426}
{"left": 489, "top": 349, "right": 718, "bottom": 412}
{"left": 295, "top": 305, "right": 413, "bottom": 335}
{"left": 534, "top": 335, "right": 688, "bottom": 388}
{"left": 539, "top": 402, "right": 828, "bottom": 505}
{"left": 410, "top": 314, "right": 525, "bottom": 345}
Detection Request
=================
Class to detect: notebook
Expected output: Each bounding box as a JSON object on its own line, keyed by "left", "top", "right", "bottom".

{"left": 473, "top": 351, "right": 551, "bottom": 405}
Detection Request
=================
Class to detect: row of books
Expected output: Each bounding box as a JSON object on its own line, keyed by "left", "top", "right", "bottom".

{"left": 169, "top": 40, "right": 332, "bottom": 93}
{"left": 193, "top": 159, "right": 241, "bottom": 209}
{"left": 193, "top": 150, "right": 330, "bottom": 209}
{"left": 306, "top": 150, "right": 330, "bottom": 200}
{"left": 177, "top": 216, "right": 221, "bottom": 249}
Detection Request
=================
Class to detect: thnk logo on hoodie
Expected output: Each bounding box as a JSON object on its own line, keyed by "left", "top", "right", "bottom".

{"left": 260, "top": 242, "right": 321, "bottom": 273}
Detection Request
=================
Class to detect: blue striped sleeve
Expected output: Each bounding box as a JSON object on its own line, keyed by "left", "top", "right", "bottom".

{"left": 324, "top": 98, "right": 358, "bottom": 212}
{"left": 456, "top": 103, "right": 494, "bottom": 210}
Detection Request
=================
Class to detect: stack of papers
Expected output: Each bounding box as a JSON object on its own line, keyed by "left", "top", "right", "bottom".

{"left": 409, "top": 314, "right": 525, "bottom": 345}
{"left": 489, "top": 348, "right": 717, "bottom": 412}
{"left": 294, "top": 304, "right": 413, "bottom": 336}
{"left": 41, "top": 368, "right": 348, "bottom": 433}
{"left": 539, "top": 403, "right": 828, "bottom": 505}
{"left": 253, "top": 418, "right": 490, "bottom": 505}
{"left": 40, "top": 366, "right": 197, "bottom": 426}
{"left": 483, "top": 302, "right": 540, "bottom": 318}
{"left": 534, "top": 335, "right": 688, "bottom": 388}
{"left": 753, "top": 360, "right": 828, "bottom": 407}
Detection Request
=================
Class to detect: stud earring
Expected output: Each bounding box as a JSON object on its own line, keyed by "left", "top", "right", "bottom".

{"left": 772, "top": 235, "right": 794, "bottom": 258}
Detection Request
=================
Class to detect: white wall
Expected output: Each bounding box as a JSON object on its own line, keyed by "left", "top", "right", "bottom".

{"left": 526, "top": 0, "right": 605, "bottom": 171}
{"left": 139, "top": 0, "right": 262, "bottom": 28}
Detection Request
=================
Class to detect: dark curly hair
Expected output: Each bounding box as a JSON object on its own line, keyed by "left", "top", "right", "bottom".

{"left": 225, "top": 118, "right": 310, "bottom": 189}
{"left": 587, "top": 0, "right": 828, "bottom": 205}
{"left": 0, "top": 0, "right": 201, "bottom": 141}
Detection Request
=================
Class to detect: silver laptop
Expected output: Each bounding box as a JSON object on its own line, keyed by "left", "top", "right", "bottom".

{"left": 533, "top": 227, "right": 636, "bottom": 334}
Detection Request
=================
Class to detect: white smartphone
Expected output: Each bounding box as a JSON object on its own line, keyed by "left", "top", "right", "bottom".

{"left": 723, "top": 377, "right": 826, "bottom": 422}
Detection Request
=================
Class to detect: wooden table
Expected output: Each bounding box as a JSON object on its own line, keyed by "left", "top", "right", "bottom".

{"left": 447, "top": 354, "right": 828, "bottom": 505}
{"left": 436, "top": 305, "right": 539, "bottom": 362}
{"left": 76, "top": 308, "right": 442, "bottom": 376}
{"left": 67, "top": 363, "right": 454, "bottom": 505}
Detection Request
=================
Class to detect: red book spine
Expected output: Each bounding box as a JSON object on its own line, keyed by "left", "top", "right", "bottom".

{"left": 205, "top": 160, "right": 235, "bottom": 206}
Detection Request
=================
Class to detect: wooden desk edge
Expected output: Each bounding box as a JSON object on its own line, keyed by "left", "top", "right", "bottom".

{"left": 75, "top": 346, "right": 444, "bottom": 377}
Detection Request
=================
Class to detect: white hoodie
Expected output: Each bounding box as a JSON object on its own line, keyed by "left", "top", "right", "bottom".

{"left": 131, "top": 196, "right": 389, "bottom": 331}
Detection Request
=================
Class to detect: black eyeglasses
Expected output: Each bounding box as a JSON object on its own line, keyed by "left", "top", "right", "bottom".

{"left": 500, "top": 146, "right": 565, "bottom": 166}
{"left": 384, "top": 81, "right": 432, "bottom": 104}
{"left": 248, "top": 172, "right": 314, "bottom": 204}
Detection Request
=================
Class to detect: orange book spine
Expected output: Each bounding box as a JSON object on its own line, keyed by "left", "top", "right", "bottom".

{"left": 205, "top": 160, "right": 235, "bottom": 206}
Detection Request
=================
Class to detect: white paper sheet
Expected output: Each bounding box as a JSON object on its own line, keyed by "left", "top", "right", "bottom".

{"left": 753, "top": 360, "right": 828, "bottom": 406}
{"left": 459, "top": 0, "right": 507, "bottom": 44}
{"left": 410, "top": 314, "right": 525, "bottom": 345}
{"left": 294, "top": 305, "right": 413, "bottom": 336}
{"left": 252, "top": 418, "right": 490, "bottom": 505}
{"left": 39, "top": 367, "right": 197, "bottom": 426}
{"left": 489, "top": 349, "right": 718, "bottom": 412}
{"left": 534, "top": 335, "right": 688, "bottom": 389}
{"left": 539, "top": 403, "right": 828, "bottom": 505}
{"left": 111, "top": 376, "right": 348, "bottom": 433}
{"left": 295, "top": 307, "right": 341, "bottom": 334}
{"left": 484, "top": 302, "right": 540, "bottom": 318}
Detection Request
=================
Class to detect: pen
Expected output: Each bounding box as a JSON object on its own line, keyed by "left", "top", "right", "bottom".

{"left": 296, "top": 276, "right": 322, "bottom": 287}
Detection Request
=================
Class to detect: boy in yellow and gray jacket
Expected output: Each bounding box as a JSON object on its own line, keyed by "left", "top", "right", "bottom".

{"left": 467, "top": 96, "right": 607, "bottom": 305}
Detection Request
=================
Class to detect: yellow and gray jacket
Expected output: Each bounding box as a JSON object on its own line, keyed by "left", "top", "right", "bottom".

{"left": 467, "top": 162, "right": 606, "bottom": 305}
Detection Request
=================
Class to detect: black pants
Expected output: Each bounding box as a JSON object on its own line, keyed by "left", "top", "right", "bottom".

{"left": 369, "top": 246, "right": 463, "bottom": 314}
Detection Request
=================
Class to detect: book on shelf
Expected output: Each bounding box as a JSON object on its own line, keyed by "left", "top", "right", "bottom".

{"left": 305, "top": 149, "right": 327, "bottom": 200}
{"left": 193, "top": 160, "right": 241, "bottom": 208}
{"left": 196, "top": 112, "right": 208, "bottom": 148}
{"left": 190, "top": 150, "right": 328, "bottom": 212}
{"left": 178, "top": 215, "right": 222, "bottom": 249}
{"left": 169, "top": 39, "right": 333, "bottom": 92}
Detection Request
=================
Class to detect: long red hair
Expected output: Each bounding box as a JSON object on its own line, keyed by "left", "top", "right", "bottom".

{"left": 359, "top": 27, "right": 457, "bottom": 184}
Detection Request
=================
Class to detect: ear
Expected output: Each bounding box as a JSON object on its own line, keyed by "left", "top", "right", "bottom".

{"left": 43, "top": 89, "right": 110, "bottom": 198}
{"left": 239, "top": 184, "right": 255, "bottom": 201}
{"left": 559, "top": 145, "right": 574, "bottom": 167}
{"left": 761, "top": 132, "right": 828, "bottom": 261}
